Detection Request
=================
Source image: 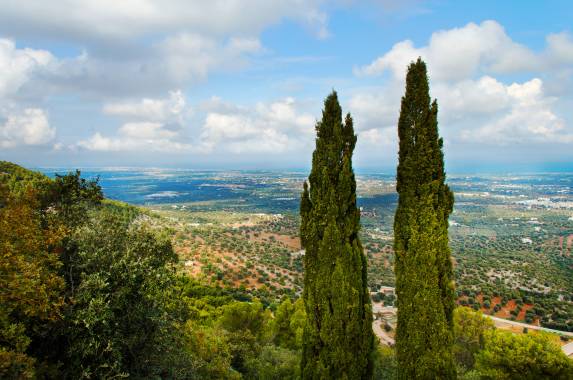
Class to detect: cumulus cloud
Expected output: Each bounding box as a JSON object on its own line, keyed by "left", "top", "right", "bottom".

{"left": 0, "top": 108, "right": 55, "bottom": 148}
{"left": 0, "top": 39, "right": 54, "bottom": 98}
{"left": 79, "top": 91, "right": 193, "bottom": 152}
{"left": 358, "top": 127, "right": 395, "bottom": 146}
{"left": 352, "top": 20, "right": 573, "bottom": 148}
{"left": 459, "top": 78, "right": 571, "bottom": 144}
{"left": 0, "top": 1, "right": 329, "bottom": 42}
{"left": 0, "top": 1, "right": 329, "bottom": 97}
{"left": 348, "top": 83, "right": 403, "bottom": 131}
{"left": 199, "top": 97, "right": 315, "bottom": 153}
{"left": 355, "top": 20, "right": 571, "bottom": 81}
{"left": 77, "top": 131, "right": 193, "bottom": 152}
{"left": 39, "top": 34, "right": 264, "bottom": 97}
{"left": 79, "top": 94, "right": 316, "bottom": 154}
{"left": 103, "top": 90, "right": 186, "bottom": 122}
{"left": 545, "top": 32, "right": 573, "bottom": 67}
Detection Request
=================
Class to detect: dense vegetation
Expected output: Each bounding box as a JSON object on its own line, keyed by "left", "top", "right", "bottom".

{"left": 0, "top": 162, "right": 306, "bottom": 379}
{"left": 393, "top": 59, "right": 456, "bottom": 378}
{"left": 299, "top": 92, "right": 374, "bottom": 378}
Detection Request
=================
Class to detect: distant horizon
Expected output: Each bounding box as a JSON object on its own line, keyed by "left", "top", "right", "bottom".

{"left": 24, "top": 162, "right": 573, "bottom": 176}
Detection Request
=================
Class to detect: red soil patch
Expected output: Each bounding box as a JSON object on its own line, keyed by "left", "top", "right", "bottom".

{"left": 173, "top": 235, "right": 301, "bottom": 291}
{"left": 248, "top": 232, "right": 301, "bottom": 251}
{"left": 495, "top": 299, "right": 517, "bottom": 318}
{"left": 480, "top": 296, "right": 502, "bottom": 314}
{"left": 516, "top": 303, "right": 533, "bottom": 321}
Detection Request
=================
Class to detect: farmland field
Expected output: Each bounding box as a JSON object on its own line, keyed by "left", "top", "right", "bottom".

{"left": 41, "top": 168, "right": 573, "bottom": 331}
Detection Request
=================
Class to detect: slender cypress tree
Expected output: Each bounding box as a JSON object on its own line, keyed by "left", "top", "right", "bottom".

{"left": 300, "top": 91, "right": 374, "bottom": 379}
{"left": 394, "top": 58, "right": 456, "bottom": 379}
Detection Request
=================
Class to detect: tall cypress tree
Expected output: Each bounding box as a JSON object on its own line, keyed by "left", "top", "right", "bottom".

{"left": 394, "top": 58, "right": 456, "bottom": 379}
{"left": 300, "top": 91, "right": 374, "bottom": 379}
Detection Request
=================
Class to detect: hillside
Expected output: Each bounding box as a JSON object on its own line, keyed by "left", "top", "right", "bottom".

{"left": 2, "top": 162, "right": 572, "bottom": 379}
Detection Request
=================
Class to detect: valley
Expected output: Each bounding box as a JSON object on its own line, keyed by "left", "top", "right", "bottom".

{"left": 42, "top": 168, "right": 573, "bottom": 333}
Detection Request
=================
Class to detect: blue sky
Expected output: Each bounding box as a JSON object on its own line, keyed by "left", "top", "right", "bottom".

{"left": 0, "top": 0, "right": 572, "bottom": 172}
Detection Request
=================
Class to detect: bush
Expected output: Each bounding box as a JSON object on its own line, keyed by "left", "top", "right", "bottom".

{"left": 453, "top": 307, "right": 495, "bottom": 370}
{"left": 475, "top": 330, "right": 573, "bottom": 379}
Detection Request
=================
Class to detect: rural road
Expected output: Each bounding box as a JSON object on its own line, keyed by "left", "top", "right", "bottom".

{"left": 562, "top": 342, "right": 573, "bottom": 357}
{"left": 372, "top": 306, "right": 573, "bottom": 357}
{"left": 372, "top": 321, "right": 395, "bottom": 346}
{"left": 488, "top": 315, "right": 573, "bottom": 338}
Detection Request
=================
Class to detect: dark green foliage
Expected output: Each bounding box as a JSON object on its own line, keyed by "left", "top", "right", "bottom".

{"left": 59, "top": 211, "right": 192, "bottom": 379}
{"left": 245, "top": 345, "right": 300, "bottom": 379}
{"left": 270, "top": 298, "right": 305, "bottom": 350}
{"left": 373, "top": 346, "right": 398, "bottom": 380}
{"left": 0, "top": 161, "right": 52, "bottom": 199}
{"left": 300, "top": 91, "right": 374, "bottom": 379}
{"left": 0, "top": 163, "right": 194, "bottom": 378}
{"left": 0, "top": 185, "right": 64, "bottom": 379}
{"left": 394, "top": 58, "right": 456, "bottom": 379}
{"left": 48, "top": 170, "right": 103, "bottom": 228}
{"left": 453, "top": 307, "right": 495, "bottom": 373}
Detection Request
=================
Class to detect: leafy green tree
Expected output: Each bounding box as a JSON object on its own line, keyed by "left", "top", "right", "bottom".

{"left": 58, "top": 209, "right": 192, "bottom": 379}
{"left": 0, "top": 161, "right": 52, "bottom": 198}
{"left": 394, "top": 58, "right": 456, "bottom": 379}
{"left": 0, "top": 187, "right": 65, "bottom": 379}
{"left": 186, "top": 323, "right": 240, "bottom": 379}
{"left": 47, "top": 170, "right": 103, "bottom": 228}
{"left": 271, "top": 298, "right": 306, "bottom": 350}
{"left": 453, "top": 307, "right": 495, "bottom": 371}
{"left": 245, "top": 345, "right": 300, "bottom": 380}
{"left": 219, "top": 300, "right": 271, "bottom": 374}
{"left": 300, "top": 91, "right": 374, "bottom": 378}
{"left": 373, "top": 346, "right": 398, "bottom": 380}
{"left": 475, "top": 330, "right": 573, "bottom": 379}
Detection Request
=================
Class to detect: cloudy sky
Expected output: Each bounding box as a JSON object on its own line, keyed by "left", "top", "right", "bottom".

{"left": 0, "top": 0, "right": 572, "bottom": 172}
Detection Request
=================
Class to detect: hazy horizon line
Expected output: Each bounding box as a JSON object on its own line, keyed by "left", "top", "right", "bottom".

{"left": 30, "top": 165, "right": 573, "bottom": 177}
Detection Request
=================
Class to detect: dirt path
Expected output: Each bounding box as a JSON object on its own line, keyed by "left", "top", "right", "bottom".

{"left": 373, "top": 320, "right": 395, "bottom": 346}
{"left": 488, "top": 315, "right": 573, "bottom": 338}
{"left": 371, "top": 306, "right": 573, "bottom": 357}
{"left": 562, "top": 342, "right": 573, "bottom": 357}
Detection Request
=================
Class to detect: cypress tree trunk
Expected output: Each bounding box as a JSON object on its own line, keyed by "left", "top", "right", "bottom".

{"left": 394, "top": 58, "right": 456, "bottom": 379}
{"left": 300, "top": 91, "right": 374, "bottom": 379}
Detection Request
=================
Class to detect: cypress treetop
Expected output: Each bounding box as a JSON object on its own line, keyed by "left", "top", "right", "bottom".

{"left": 300, "top": 91, "right": 374, "bottom": 379}
{"left": 393, "top": 58, "right": 456, "bottom": 379}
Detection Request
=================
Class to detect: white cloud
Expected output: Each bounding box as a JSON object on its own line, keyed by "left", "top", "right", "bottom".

{"left": 460, "top": 78, "right": 571, "bottom": 144}
{"left": 43, "top": 34, "right": 263, "bottom": 97}
{"left": 348, "top": 83, "right": 403, "bottom": 131}
{"left": 0, "top": 108, "right": 55, "bottom": 148}
{"left": 103, "top": 90, "right": 186, "bottom": 122}
{"left": 79, "top": 91, "right": 193, "bottom": 152}
{"left": 0, "top": 39, "right": 54, "bottom": 98}
{"left": 358, "top": 127, "right": 395, "bottom": 146}
{"left": 434, "top": 76, "right": 511, "bottom": 118}
{"left": 353, "top": 21, "right": 573, "bottom": 148}
{"left": 545, "top": 32, "right": 573, "bottom": 66}
{"left": 118, "top": 122, "right": 178, "bottom": 140}
{"left": 0, "top": 1, "right": 329, "bottom": 41}
{"left": 199, "top": 97, "right": 315, "bottom": 153}
{"left": 355, "top": 20, "right": 569, "bottom": 81}
{"left": 158, "top": 34, "right": 262, "bottom": 84}
{"left": 77, "top": 130, "right": 193, "bottom": 152}
{"left": 0, "top": 1, "right": 329, "bottom": 97}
